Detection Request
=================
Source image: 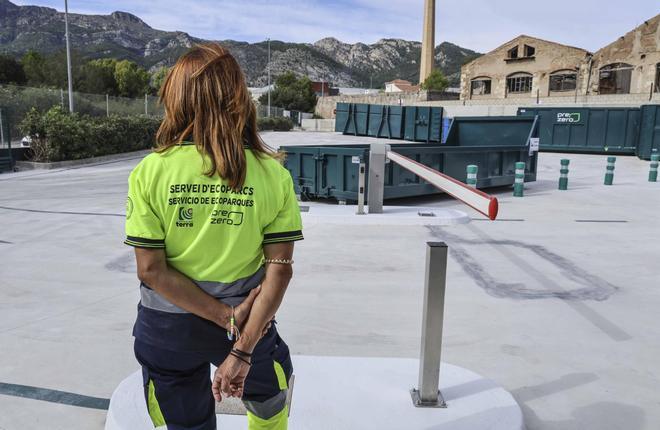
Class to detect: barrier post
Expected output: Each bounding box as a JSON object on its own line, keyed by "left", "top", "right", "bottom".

{"left": 649, "top": 154, "right": 659, "bottom": 182}
{"left": 357, "top": 162, "right": 366, "bottom": 215}
{"left": 411, "top": 242, "right": 447, "bottom": 408}
{"left": 559, "top": 159, "right": 570, "bottom": 190}
{"left": 466, "top": 165, "right": 478, "bottom": 188}
{"left": 604, "top": 156, "right": 616, "bottom": 186}
{"left": 514, "top": 162, "right": 525, "bottom": 197}
{"left": 368, "top": 143, "right": 389, "bottom": 214}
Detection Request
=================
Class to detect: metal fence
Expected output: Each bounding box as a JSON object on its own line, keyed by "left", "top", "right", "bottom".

{"left": 0, "top": 84, "right": 162, "bottom": 142}
{"left": 255, "top": 104, "right": 286, "bottom": 118}
{"left": 1, "top": 84, "right": 308, "bottom": 142}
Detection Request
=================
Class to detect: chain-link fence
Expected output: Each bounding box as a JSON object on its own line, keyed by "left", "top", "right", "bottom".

{"left": 255, "top": 104, "right": 286, "bottom": 118}
{"left": 0, "top": 84, "right": 162, "bottom": 142}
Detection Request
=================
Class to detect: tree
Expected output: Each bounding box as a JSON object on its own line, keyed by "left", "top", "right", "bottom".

{"left": 21, "top": 51, "right": 47, "bottom": 86}
{"left": 420, "top": 69, "right": 449, "bottom": 92}
{"left": 258, "top": 71, "right": 317, "bottom": 113}
{"left": 79, "top": 59, "right": 119, "bottom": 95}
{"left": 114, "top": 60, "right": 150, "bottom": 98}
{"left": 150, "top": 66, "right": 170, "bottom": 95}
{"left": 0, "top": 55, "right": 27, "bottom": 85}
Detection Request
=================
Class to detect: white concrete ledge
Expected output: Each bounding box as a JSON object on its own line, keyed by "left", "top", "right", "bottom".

{"left": 15, "top": 149, "right": 151, "bottom": 170}
{"left": 106, "top": 356, "right": 523, "bottom": 430}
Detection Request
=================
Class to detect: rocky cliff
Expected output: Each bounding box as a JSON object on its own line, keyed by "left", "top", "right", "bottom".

{"left": 0, "top": 0, "right": 481, "bottom": 87}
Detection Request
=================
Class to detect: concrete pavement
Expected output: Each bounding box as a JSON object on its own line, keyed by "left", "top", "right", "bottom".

{"left": 0, "top": 134, "right": 658, "bottom": 429}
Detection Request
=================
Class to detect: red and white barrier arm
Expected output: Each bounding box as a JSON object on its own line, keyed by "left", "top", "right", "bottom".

{"left": 386, "top": 151, "right": 499, "bottom": 220}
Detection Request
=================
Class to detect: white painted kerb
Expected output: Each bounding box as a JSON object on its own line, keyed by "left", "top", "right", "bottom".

{"left": 105, "top": 356, "right": 524, "bottom": 430}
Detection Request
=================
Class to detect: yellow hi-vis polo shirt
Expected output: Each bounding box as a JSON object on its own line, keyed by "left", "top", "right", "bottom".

{"left": 124, "top": 143, "right": 303, "bottom": 284}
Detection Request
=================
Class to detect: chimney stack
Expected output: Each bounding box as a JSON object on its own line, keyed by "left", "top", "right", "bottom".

{"left": 419, "top": 0, "right": 435, "bottom": 84}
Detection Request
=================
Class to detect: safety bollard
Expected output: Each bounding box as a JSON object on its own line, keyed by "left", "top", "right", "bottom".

{"left": 604, "top": 156, "right": 616, "bottom": 186}
{"left": 513, "top": 162, "right": 525, "bottom": 197}
{"left": 466, "top": 165, "right": 478, "bottom": 188}
{"left": 649, "top": 154, "right": 659, "bottom": 182}
{"left": 411, "top": 242, "right": 447, "bottom": 408}
{"left": 559, "top": 159, "right": 570, "bottom": 190}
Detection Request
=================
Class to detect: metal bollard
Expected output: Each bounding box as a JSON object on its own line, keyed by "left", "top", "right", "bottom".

{"left": 649, "top": 154, "right": 659, "bottom": 182}
{"left": 559, "top": 159, "right": 570, "bottom": 190}
{"left": 368, "top": 143, "right": 389, "bottom": 214}
{"left": 604, "top": 156, "right": 616, "bottom": 186}
{"left": 513, "top": 162, "right": 525, "bottom": 197}
{"left": 411, "top": 242, "right": 447, "bottom": 408}
{"left": 466, "top": 165, "right": 478, "bottom": 188}
{"left": 357, "top": 162, "right": 366, "bottom": 215}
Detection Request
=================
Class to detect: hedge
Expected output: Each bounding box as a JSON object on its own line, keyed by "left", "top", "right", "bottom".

{"left": 19, "top": 107, "right": 293, "bottom": 163}
{"left": 20, "top": 107, "right": 160, "bottom": 162}
{"left": 257, "top": 116, "right": 293, "bottom": 132}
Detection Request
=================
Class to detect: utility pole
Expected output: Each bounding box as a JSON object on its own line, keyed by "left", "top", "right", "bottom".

{"left": 267, "top": 38, "right": 271, "bottom": 117}
{"left": 64, "top": 0, "right": 74, "bottom": 112}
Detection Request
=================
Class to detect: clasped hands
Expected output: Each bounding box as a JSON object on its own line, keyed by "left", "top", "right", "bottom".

{"left": 212, "top": 286, "right": 270, "bottom": 402}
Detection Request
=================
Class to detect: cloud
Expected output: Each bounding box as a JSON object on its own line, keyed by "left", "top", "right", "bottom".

{"left": 10, "top": 0, "right": 660, "bottom": 52}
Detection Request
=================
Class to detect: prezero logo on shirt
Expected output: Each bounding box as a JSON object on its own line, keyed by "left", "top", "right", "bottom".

{"left": 177, "top": 207, "right": 194, "bottom": 227}
{"left": 211, "top": 209, "right": 244, "bottom": 226}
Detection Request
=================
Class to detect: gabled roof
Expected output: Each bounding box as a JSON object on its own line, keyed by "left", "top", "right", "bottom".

{"left": 593, "top": 13, "right": 660, "bottom": 56}
{"left": 462, "top": 34, "right": 591, "bottom": 68}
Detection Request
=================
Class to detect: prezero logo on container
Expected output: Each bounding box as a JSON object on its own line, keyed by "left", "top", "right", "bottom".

{"left": 556, "top": 113, "right": 581, "bottom": 124}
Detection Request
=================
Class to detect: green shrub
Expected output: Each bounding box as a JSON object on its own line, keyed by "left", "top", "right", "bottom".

{"left": 257, "top": 116, "right": 293, "bottom": 132}
{"left": 19, "top": 106, "right": 161, "bottom": 162}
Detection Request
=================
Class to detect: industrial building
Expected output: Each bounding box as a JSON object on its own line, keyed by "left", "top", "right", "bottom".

{"left": 460, "top": 13, "right": 660, "bottom": 101}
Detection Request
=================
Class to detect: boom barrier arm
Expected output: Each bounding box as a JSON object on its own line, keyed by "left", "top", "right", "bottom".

{"left": 386, "top": 151, "right": 499, "bottom": 220}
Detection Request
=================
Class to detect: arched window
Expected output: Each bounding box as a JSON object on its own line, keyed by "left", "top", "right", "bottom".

{"left": 550, "top": 69, "right": 578, "bottom": 92}
{"left": 655, "top": 63, "right": 659, "bottom": 93}
{"left": 471, "top": 76, "right": 492, "bottom": 96}
{"left": 507, "top": 72, "right": 533, "bottom": 94}
{"left": 599, "top": 63, "right": 633, "bottom": 94}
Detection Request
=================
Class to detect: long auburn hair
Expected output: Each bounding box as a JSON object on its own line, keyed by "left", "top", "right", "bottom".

{"left": 156, "top": 43, "right": 276, "bottom": 189}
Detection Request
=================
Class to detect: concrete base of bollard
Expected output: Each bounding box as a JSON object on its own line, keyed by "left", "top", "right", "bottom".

{"left": 105, "top": 356, "right": 524, "bottom": 430}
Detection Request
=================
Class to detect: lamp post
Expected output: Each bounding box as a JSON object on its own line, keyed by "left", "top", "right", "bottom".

{"left": 267, "top": 38, "right": 271, "bottom": 117}
{"left": 64, "top": 0, "right": 74, "bottom": 112}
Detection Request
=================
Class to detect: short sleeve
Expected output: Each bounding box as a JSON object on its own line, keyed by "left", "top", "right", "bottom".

{"left": 263, "top": 171, "right": 303, "bottom": 244}
{"left": 124, "top": 166, "right": 165, "bottom": 249}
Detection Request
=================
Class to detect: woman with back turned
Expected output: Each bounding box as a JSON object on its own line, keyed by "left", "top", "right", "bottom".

{"left": 124, "top": 42, "right": 302, "bottom": 430}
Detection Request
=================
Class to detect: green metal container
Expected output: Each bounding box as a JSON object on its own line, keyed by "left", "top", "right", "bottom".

{"left": 444, "top": 116, "right": 538, "bottom": 147}
{"left": 335, "top": 103, "right": 370, "bottom": 136}
{"left": 282, "top": 143, "right": 537, "bottom": 202}
{"left": 367, "top": 105, "right": 405, "bottom": 139}
{"left": 517, "top": 106, "right": 640, "bottom": 155}
{"left": 636, "top": 104, "right": 660, "bottom": 160}
{"left": 404, "top": 106, "right": 443, "bottom": 142}
{"left": 0, "top": 107, "right": 13, "bottom": 174}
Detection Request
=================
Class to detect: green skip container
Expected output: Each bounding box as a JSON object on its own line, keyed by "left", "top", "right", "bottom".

{"left": 517, "top": 106, "right": 641, "bottom": 155}
{"left": 637, "top": 104, "right": 660, "bottom": 160}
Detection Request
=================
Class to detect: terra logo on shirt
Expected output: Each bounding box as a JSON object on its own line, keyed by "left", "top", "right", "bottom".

{"left": 176, "top": 207, "right": 194, "bottom": 228}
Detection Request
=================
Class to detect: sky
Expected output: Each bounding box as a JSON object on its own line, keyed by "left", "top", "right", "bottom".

{"left": 11, "top": 0, "right": 660, "bottom": 53}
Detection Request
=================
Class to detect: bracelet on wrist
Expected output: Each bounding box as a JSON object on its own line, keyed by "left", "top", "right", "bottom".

{"left": 263, "top": 258, "right": 294, "bottom": 265}
{"left": 231, "top": 348, "right": 252, "bottom": 358}
{"left": 230, "top": 351, "right": 251, "bottom": 365}
{"left": 226, "top": 306, "right": 240, "bottom": 341}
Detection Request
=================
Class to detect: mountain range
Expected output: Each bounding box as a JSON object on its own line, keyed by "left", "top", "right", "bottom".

{"left": 0, "top": 0, "right": 482, "bottom": 88}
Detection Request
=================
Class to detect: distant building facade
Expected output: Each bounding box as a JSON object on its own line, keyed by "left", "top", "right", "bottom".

{"left": 385, "top": 79, "right": 420, "bottom": 93}
{"left": 460, "top": 14, "right": 660, "bottom": 100}
{"left": 460, "top": 36, "right": 591, "bottom": 100}
{"left": 587, "top": 16, "right": 660, "bottom": 96}
{"left": 311, "top": 81, "right": 339, "bottom": 97}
